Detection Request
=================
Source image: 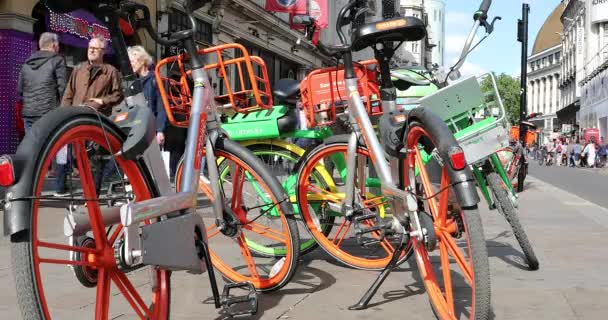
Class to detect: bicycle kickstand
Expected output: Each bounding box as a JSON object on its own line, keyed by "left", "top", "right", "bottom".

{"left": 198, "top": 238, "right": 258, "bottom": 317}
{"left": 348, "top": 233, "right": 408, "bottom": 310}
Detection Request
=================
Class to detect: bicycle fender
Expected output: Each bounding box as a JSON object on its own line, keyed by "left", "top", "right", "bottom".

{"left": 4, "top": 107, "right": 128, "bottom": 238}
{"left": 404, "top": 107, "right": 480, "bottom": 208}
{"left": 110, "top": 97, "right": 155, "bottom": 161}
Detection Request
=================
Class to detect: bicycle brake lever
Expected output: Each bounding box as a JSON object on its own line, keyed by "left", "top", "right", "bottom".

{"left": 483, "top": 16, "right": 501, "bottom": 34}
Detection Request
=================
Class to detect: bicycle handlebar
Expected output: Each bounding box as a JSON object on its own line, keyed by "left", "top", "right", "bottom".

{"left": 121, "top": 0, "right": 206, "bottom": 47}
{"left": 474, "top": 0, "right": 492, "bottom": 21}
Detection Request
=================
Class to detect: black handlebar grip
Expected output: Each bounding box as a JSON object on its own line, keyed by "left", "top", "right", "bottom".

{"left": 316, "top": 41, "right": 332, "bottom": 57}
{"left": 474, "top": 0, "right": 491, "bottom": 21}
{"left": 382, "top": 0, "right": 396, "bottom": 19}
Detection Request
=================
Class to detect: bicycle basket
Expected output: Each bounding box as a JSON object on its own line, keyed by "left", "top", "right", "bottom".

{"left": 155, "top": 44, "right": 273, "bottom": 127}
{"left": 418, "top": 73, "right": 510, "bottom": 164}
{"left": 300, "top": 60, "right": 382, "bottom": 127}
{"left": 510, "top": 126, "right": 537, "bottom": 146}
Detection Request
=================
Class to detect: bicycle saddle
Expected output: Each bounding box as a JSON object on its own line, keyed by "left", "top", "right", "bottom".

{"left": 351, "top": 16, "right": 427, "bottom": 52}
{"left": 273, "top": 79, "right": 300, "bottom": 104}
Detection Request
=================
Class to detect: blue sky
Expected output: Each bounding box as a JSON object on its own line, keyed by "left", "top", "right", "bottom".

{"left": 445, "top": 0, "right": 560, "bottom": 77}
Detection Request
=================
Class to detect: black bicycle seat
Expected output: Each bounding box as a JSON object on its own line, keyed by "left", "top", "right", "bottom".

{"left": 273, "top": 79, "right": 300, "bottom": 104}
{"left": 351, "top": 16, "right": 427, "bottom": 52}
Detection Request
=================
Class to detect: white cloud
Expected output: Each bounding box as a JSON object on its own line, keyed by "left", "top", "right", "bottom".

{"left": 446, "top": 11, "right": 470, "bottom": 28}
{"left": 459, "top": 61, "right": 489, "bottom": 78}
{"left": 445, "top": 57, "right": 488, "bottom": 78}
{"left": 445, "top": 34, "right": 481, "bottom": 57}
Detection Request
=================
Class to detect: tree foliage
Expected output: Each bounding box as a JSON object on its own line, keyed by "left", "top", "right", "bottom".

{"left": 480, "top": 73, "right": 521, "bottom": 125}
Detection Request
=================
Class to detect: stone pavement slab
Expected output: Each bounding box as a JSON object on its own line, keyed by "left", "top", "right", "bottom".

{"left": 1, "top": 176, "right": 608, "bottom": 319}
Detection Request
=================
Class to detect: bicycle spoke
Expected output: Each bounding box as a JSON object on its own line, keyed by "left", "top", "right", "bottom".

{"left": 414, "top": 241, "right": 451, "bottom": 318}
{"left": 439, "top": 240, "right": 455, "bottom": 317}
{"left": 438, "top": 168, "right": 450, "bottom": 227}
{"left": 108, "top": 225, "right": 123, "bottom": 246}
{"left": 207, "top": 225, "right": 221, "bottom": 239}
{"left": 237, "top": 234, "right": 260, "bottom": 280}
{"left": 74, "top": 141, "right": 106, "bottom": 243}
{"left": 111, "top": 271, "right": 152, "bottom": 319}
{"left": 242, "top": 222, "right": 287, "bottom": 244}
{"left": 94, "top": 268, "right": 111, "bottom": 320}
{"left": 414, "top": 147, "right": 441, "bottom": 220}
{"left": 230, "top": 165, "right": 246, "bottom": 210}
{"left": 37, "top": 240, "right": 97, "bottom": 255}
{"left": 38, "top": 257, "right": 95, "bottom": 267}
{"left": 332, "top": 220, "right": 351, "bottom": 246}
{"left": 439, "top": 232, "right": 473, "bottom": 285}
{"left": 306, "top": 184, "right": 343, "bottom": 203}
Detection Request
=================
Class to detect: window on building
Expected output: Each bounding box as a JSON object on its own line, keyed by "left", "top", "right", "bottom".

{"left": 555, "top": 52, "right": 561, "bottom": 62}
{"left": 549, "top": 55, "right": 554, "bottom": 64}
{"left": 400, "top": 7, "right": 406, "bottom": 15}
{"left": 542, "top": 57, "right": 547, "bottom": 66}
{"left": 413, "top": 42, "right": 419, "bottom": 53}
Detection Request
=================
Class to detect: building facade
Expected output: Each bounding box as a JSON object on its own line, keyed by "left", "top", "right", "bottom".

{"left": 578, "top": 0, "right": 608, "bottom": 138}
{"left": 527, "top": 4, "right": 563, "bottom": 141}
{"left": 0, "top": 0, "right": 330, "bottom": 154}
{"left": 558, "top": 0, "right": 585, "bottom": 136}
{"left": 0, "top": 0, "right": 158, "bottom": 155}
{"left": 423, "top": 0, "right": 445, "bottom": 67}
{"left": 397, "top": 0, "right": 434, "bottom": 69}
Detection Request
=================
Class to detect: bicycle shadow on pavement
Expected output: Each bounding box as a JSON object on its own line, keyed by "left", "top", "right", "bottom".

{"left": 485, "top": 231, "right": 533, "bottom": 271}
{"left": 209, "top": 261, "right": 337, "bottom": 320}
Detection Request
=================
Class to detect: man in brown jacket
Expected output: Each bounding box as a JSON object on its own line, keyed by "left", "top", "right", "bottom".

{"left": 61, "top": 35, "right": 123, "bottom": 115}
{"left": 56, "top": 35, "right": 123, "bottom": 196}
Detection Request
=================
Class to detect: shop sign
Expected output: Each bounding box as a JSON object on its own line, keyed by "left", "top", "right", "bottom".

{"left": 589, "top": 0, "right": 608, "bottom": 24}
{"left": 46, "top": 9, "right": 112, "bottom": 48}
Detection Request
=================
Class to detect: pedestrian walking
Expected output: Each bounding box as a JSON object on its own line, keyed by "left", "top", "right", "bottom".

{"left": 58, "top": 35, "right": 124, "bottom": 196}
{"left": 128, "top": 46, "right": 167, "bottom": 145}
{"left": 17, "top": 32, "right": 66, "bottom": 134}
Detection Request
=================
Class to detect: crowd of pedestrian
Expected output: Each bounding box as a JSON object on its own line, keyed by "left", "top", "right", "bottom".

{"left": 530, "top": 136, "right": 607, "bottom": 169}
{"left": 16, "top": 32, "right": 183, "bottom": 196}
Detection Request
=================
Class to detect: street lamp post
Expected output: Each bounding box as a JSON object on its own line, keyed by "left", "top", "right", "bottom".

{"left": 517, "top": 3, "right": 529, "bottom": 192}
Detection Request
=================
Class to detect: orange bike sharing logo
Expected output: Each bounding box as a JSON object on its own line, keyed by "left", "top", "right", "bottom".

{"left": 375, "top": 19, "right": 407, "bottom": 31}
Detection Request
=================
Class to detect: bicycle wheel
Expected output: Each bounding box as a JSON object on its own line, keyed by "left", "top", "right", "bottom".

{"left": 175, "top": 138, "right": 300, "bottom": 292}
{"left": 296, "top": 137, "right": 413, "bottom": 270}
{"left": 405, "top": 121, "right": 491, "bottom": 320}
{"left": 244, "top": 142, "right": 335, "bottom": 257}
{"left": 486, "top": 173, "right": 539, "bottom": 270}
{"left": 10, "top": 107, "right": 170, "bottom": 320}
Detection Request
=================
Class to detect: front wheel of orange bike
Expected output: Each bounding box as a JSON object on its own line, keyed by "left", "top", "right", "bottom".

{"left": 404, "top": 121, "right": 491, "bottom": 320}
{"left": 175, "top": 138, "right": 300, "bottom": 292}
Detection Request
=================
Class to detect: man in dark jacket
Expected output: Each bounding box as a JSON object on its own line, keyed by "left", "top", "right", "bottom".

{"left": 17, "top": 32, "right": 66, "bottom": 133}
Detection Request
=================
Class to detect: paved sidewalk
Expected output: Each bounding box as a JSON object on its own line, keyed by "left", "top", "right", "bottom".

{"left": 1, "top": 177, "right": 608, "bottom": 319}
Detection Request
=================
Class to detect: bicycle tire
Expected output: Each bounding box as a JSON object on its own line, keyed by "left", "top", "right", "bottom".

{"left": 175, "top": 137, "right": 300, "bottom": 292}
{"left": 405, "top": 120, "right": 491, "bottom": 320}
{"left": 487, "top": 173, "right": 539, "bottom": 270}
{"left": 10, "top": 107, "right": 171, "bottom": 320}
{"left": 295, "top": 136, "right": 413, "bottom": 270}
{"left": 244, "top": 142, "right": 334, "bottom": 257}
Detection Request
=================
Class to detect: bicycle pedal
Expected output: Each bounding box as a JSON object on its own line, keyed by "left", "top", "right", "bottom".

{"left": 220, "top": 282, "right": 258, "bottom": 317}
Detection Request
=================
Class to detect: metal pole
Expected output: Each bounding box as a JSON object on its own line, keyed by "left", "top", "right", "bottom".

{"left": 517, "top": 3, "right": 529, "bottom": 144}
{"left": 517, "top": 3, "right": 529, "bottom": 193}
